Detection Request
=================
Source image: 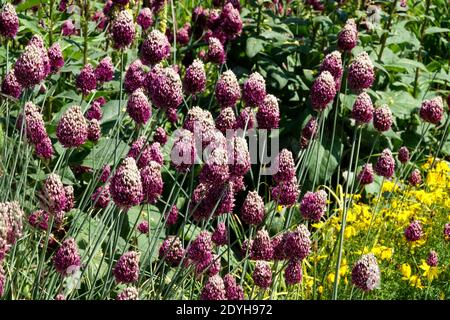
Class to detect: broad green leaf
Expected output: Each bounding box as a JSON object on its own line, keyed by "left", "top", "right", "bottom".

{"left": 246, "top": 37, "right": 265, "bottom": 58}
{"left": 424, "top": 27, "right": 450, "bottom": 35}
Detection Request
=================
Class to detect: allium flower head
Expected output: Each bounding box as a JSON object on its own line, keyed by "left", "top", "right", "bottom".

{"left": 251, "top": 229, "right": 274, "bottom": 261}
{"left": 87, "top": 119, "right": 101, "bottom": 142}
{"left": 338, "top": 18, "right": 358, "bottom": 51}
{"left": 150, "top": 0, "right": 166, "bottom": 13}
{"left": 41, "top": 173, "right": 67, "bottom": 214}
{"left": 22, "top": 101, "right": 47, "bottom": 144}
{"left": 284, "top": 259, "right": 303, "bottom": 285}
{"left": 0, "top": 201, "right": 24, "bottom": 259}
{"left": 300, "top": 190, "right": 327, "bottom": 222}
{"left": 408, "top": 169, "right": 422, "bottom": 186}
{"left": 373, "top": 105, "right": 393, "bottom": 132}
{"left": 215, "top": 70, "right": 241, "bottom": 108}
{"left": 200, "top": 275, "right": 226, "bottom": 300}
{"left": 14, "top": 43, "right": 45, "bottom": 88}
{"left": 28, "top": 209, "right": 49, "bottom": 231}
{"left": 183, "top": 106, "right": 215, "bottom": 133}
{"left": 141, "top": 30, "right": 171, "bottom": 66}
{"left": 0, "top": 3, "right": 19, "bottom": 38}
{"left": 243, "top": 72, "right": 266, "bottom": 107}
{"left": 196, "top": 254, "right": 221, "bottom": 277}
{"left": 444, "top": 223, "right": 450, "bottom": 241}
{"left": 154, "top": 127, "right": 168, "bottom": 145}
{"left": 271, "top": 177, "right": 300, "bottom": 206}
{"left": 176, "top": 23, "right": 191, "bottom": 46}
{"left": 62, "top": 19, "right": 77, "bottom": 36}
{"left": 159, "top": 236, "right": 185, "bottom": 266}
{"left": 137, "top": 7, "right": 153, "bottom": 30}
{"left": 137, "top": 221, "right": 149, "bottom": 234}
{"left": 352, "top": 92, "right": 374, "bottom": 124}
{"left": 398, "top": 146, "right": 410, "bottom": 164}
{"left": 1, "top": 70, "right": 22, "bottom": 98}
{"left": 237, "top": 107, "right": 255, "bottom": 130}
{"left": 302, "top": 117, "right": 318, "bottom": 140}
{"left": 92, "top": 185, "right": 110, "bottom": 209}
{"left": 212, "top": 222, "right": 228, "bottom": 246}
{"left": 183, "top": 59, "right": 206, "bottom": 95}
{"left": 220, "top": 3, "right": 243, "bottom": 38}
{"left": 272, "top": 233, "right": 288, "bottom": 260}
{"left": 113, "top": 251, "right": 140, "bottom": 284}
{"left": 124, "top": 59, "right": 147, "bottom": 93}
{"left": 76, "top": 64, "right": 97, "bottom": 95}
{"left": 283, "top": 224, "right": 311, "bottom": 260}
{"left": 187, "top": 231, "right": 213, "bottom": 264}
{"left": 63, "top": 185, "right": 74, "bottom": 212}
{"left": 35, "top": 136, "right": 54, "bottom": 159}
{"left": 165, "top": 205, "right": 178, "bottom": 226}
{"left": 109, "top": 157, "right": 143, "bottom": 208}
{"left": 140, "top": 161, "right": 163, "bottom": 204}
{"left": 405, "top": 220, "right": 423, "bottom": 242}
{"left": 199, "top": 147, "right": 230, "bottom": 184}
{"left": 216, "top": 107, "right": 236, "bottom": 133}
{"left": 419, "top": 97, "right": 444, "bottom": 125}
{"left": 191, "top": 183, "right": 235, "bottom": 220}
{"left": 117, "top": 287, "right": 139, "bottom": 300}
{"left": 85, "top": 102, "right": 102, "bottom": 121}
{"left": 241, "top": 191, "right": 265, "bottom": 225}
{"left": 374, "top": 148, "right": 395, "bottom": 178}
{"left": 207, "top": 37, "right": 226, "bottom": 65}
{"left": 274, "top": 149, "right": 295, "bottom": 183}
{"left": 311, "top": 71, "right": 336, "bottom": 111}
{"left": 170, "top": 129, "right": 196, "bottom": 173}
{"left": 111, "top": 10, "right": 136, "bottom": 49}
{"left": 257, "top": 94, "right": 280, "bottom": 129}
{"left": 320, "top": 51, "right": 343, "bottom": 90}
{"left": 146, "top": 65, "right": 183, "bottom": 110}
{"left": 48, "top": 43, "right": 64, "bottom": 73}
{"left": 127, "top": 88, "right": 152, "bottom": 125}
{"left": 426, "top": 250, "right": 438, "bottom": 267}
{"left": 229, "top": 136, "right": 251, "bottom": 176}
{"left": 223, "top": 274, "right": 244, "bottom": 300}
{"left": 53, "top": 238, "right": 81, "bottom": 276}
{"left": 95, "top": 57, "right": 114, "bottom": 83}
{"left": 357, "top": 163, "right": 374, "bottom": 185}
{"left": 100, "top": 165, "right": 111, "bottom": 183}
{"left": 56, "top": 106, "right": 88, "bottom": 148}
{"left": 348, "top": 52, "right": 375, "bottom": 92}
{"left": 351, "top": 253, "right": 380, "bottom": 292}
{"left": 252, "top": 260, "right": 272, "bottom": 289}
{"left": 128, "top": 137, "right": 152, "bottom": 168}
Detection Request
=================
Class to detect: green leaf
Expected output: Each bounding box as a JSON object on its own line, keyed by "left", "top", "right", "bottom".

{"left": 81, "top": 137, "right": 129, "bottom": 170}
{"left": 246, "top": 37, "right": 265, "bottom": 58}
{"left": 16, "top": 0, "right": 42, "bottom": 12}
{"left": 424, "top": 27, "right": 450, "bottom": 35}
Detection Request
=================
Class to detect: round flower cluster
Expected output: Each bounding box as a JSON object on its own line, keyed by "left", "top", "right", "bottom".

{"left": 320, "top": 51, "right": 343, "bottom": 90}
{"left": 127, "top": 89, "right": 152, "bottom": 125}
{"left": 223, "top": 274, "right": 244, "bottom": 300}
{"left": 94, "top": 57, "right": 114, "bottom": 83}
{"left": 215, "top": 70, "right": 241, "bottom": 108}
{"left": 283, "top": 224, "right": 311, "bottom": 260}
{"left": 28, "top": 209, "right": 49, "bottom": 231}
{"left": 91, "top": 185, "right": 110, "bottom": 209}
{"left": 0, "top": 201, "right": 24, "bottom": 261}
{"left": 1, "top": 70, "right": 22, "bottom": 98}
{"left": 357, "top": 163, "right": 374, "bottom": 185}
{"left": 87, "top": 119, "right": 101, "bottom": 142}
{"left": 183, "top": 59, "right": 206, "bottom": 95}
{"left": 444, "top": 223, "right": 450, "bottom": 241}
{"left": 187, "top": 231, "right": 213, "bottom": 264}
{"left": 62, "top": 19, "right": 77, "bottom": 36}
{"left": 206, "top": 37, "right": 226, "bottom": 65}
{"left": 300, "top": 190, "right": 327, "bottom": 222}
{"left": 113, "top": 251, "right": 140, "bottom": 284}
{"left": 252, "top": 260, "right": 272, "bottom": 289}
{"left": 241, "top": 191, "right": 265, "bottom": 225}
{"left": 311, "top": 71, "right": 336, "bottom": 111}
{"left": 347, "top": 52, "right": 375, "bottom": 92}
{"left": 426, "top": 250, "right": 438, "bottom": 267}
{"left": 271, "top": 177, "right": 300, "bottom": 206}
{"left": 0, "top": 3, "right": 19, "bottom": 38}
{"left": 154, "top": 127, "right": 168, "bottom": 145}
{"left": 419, "top": 96, "right": 444, "bottom": 124}
{"left": 243, "top": 72, "right": 266, "bottom": 107}
{"left": 404, "top": 220, "right": 423, "bottom": 242}
{"left": 351, "top": 253, "right": 380, "bottom": 292}
{"left": 374, "top": 148, "right": 395, "bottom": 178}
{"left": 111, "top": 10, "right": 135, "bottom": 49}
{"left": 146, "top": 65, "right": 183, "bottom": 111}
{"left": 137, "top": 221, "right": 149, "bottom": 234}
{"left": 76, "top": 64, "right": 97, "bottom": 95}
{"left": 47, "top": 43, "right": 65, "bottom": 74}
{"left": 124, "top": 59, "right": 147, "bottom": 93}
{"left": 159, "top": 236, "right": 185, "bottom": 266}
{"left": 56, "top": 106, "right": 88, "bottom": 148}
{"left": 41, "top": 173, "right": 67, "bottom": 214}
{"left": 200, "top": 275, "right": 226, "bottom": 300}
{"left": 140, "top": 30, "right": 171, "bottom": 66}
{"left": 170, "top": 129, "right": 196, "bottom": 173}
{"left": 109, "top": 157, "right": 143, "bottom": 208}
{"left": 191, "top": 182, "right": 235, "bottom": 220}
{"left": 398, "top": 146, "right": 410, "bottom": 164}
{"left": 351, "top": 92, "right": 374, "bottom": 124}
{"left": 199, "top": 147, "right": 229, "bottom": 184}
{"left": 137, "top": 7, "right": 153, "bottom": 30}
{"left": 257, "top": 94, "right": 280, "bottom": 129}
{"left": 140, "top": 161, "right": 163, "bottom": 204}
{"left": 116, "top": 287, "right": 139, "bottom": 300}
{"left": 284, "top": 259, "right": 303, "bottom": 285}
{"left": 14, "top": 42, "right": 46, "bottom": 88}
{"left": 408, "top": 169, "right": 422, "bottom": 186}
{"left": 229, "top": 136, "right": 251, "bottom": 176}
{"left": 373, "top": 105, "right": 393, "bottom": 132}
{"left": 53, "top": 238, "right": 81, "bottom": 276}
{"left": 250, "top": 229, "right": 274, "bottom": 261}
{"left": 300, "top": 117, "right": 318, "bottom": 149}
{"left": 273, "top": 149, "right": 296, "bottom": 183}
{"left": 212, "top": 222, "right": 228, "bottom": 246}
{"left": 165, "top": 205, "right": 179, "bottom": 226}
{"left": 216, "top": 107, "right": 237, "bottom": 133}
{"left": 338, "top": 18, "right": 358, "bottom": 51}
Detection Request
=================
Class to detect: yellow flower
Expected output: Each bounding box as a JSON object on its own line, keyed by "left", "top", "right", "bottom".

{"left": 318, "top": 286, "right": 324, "bottom": 294}
{"left": 400, "top": 263, "right": 412, "bottom": 280}
{"left": 408, "top": 275, "right": 424, "bottom": 289}
{"left": 276, "top": 205, "right": 284, "bottom": 213}
{"left": 344, "top": 225, "right": 357, "bottom": 239}
{"left": 419, "top": 260, "right": 440, "bottom": 282}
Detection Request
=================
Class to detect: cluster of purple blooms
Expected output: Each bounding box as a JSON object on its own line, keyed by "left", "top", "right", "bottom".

{"left": 271, "top": 149, "right": 299, "bottom": 206}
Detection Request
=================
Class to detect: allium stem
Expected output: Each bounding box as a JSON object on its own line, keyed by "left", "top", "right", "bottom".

{"left": 377, "top": 0, "right": 398, "bottom": 61}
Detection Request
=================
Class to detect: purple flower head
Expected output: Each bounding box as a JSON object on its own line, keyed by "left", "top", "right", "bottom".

{"left": 408, "top": 169, "right": 422, "bottom": 186}
{"left": 113, "top": 251, "right": 140, "bottom": 284}
{"left": 212, "top": 222, "right": 228, "bottom": 246}
{"left": 76, "top": 64, "right": 97, "bottom": 95}
{"left": 373, "top": 105, "right": 393, "bottom": 132}
{"left": 14, "top": 44, "right": 45, "bottom": 88}
{"left": 419, "top": 97, "right": 444, "bottom": 125}
{"left": 140, "top": 161, "right": 163, "bottom": 204}
{"left": 127, "top": 89, "right": 152, "bottom": 125}
{"left": 53, "top": 238, "right": 81, "bottom": 276}
{"left": 215, "top": 70, "right": 241, "bottom": 108}
{"left": 22, "top": 102, "right": 47, "bottom": 145}
{"left": 398, "top": 146, "right": 409, "bottom": 164}
{"left": 220, "top": 3, "right": 242, "bottom": 38}
{"left": 271, "top": 177, "right": 300, "bottom": 206}
{"left": 170, "top": 129, "right": 196, "bottom": 173}
{"left": 109, "top": 157, "right": 143, "bottom": 208}
{"left": 35, "top": 136, "right": 54, "bottom": 159}
{"left": 302, "top": 117, "right": 318, "bottom": 140}
{"left": 95, "top": 57, "right": 114, "bottom": 83}
{"left": 154, "top": 127, "right": 168, "bottom": 145}
{"left": 200, "top": 275, "right": 226, "bottom": 300}
{"left": 92, "top": 185, "right": 110, "bottom": 209}
{"left": 237, "top": 107, "right": 255, "bottom": 130}
{"left": 0, "top": 201, "right": 24, "bottom": 257}
{"left": 92, "top": 11, "right": 107, "bottom": 30}
{"left": 177, "top": 23, "right": 191, "bottom": 46}
{"left": 124, "top": 59, "right": 147, "bottom": 93}
{"left": 216, "top": 107, "right": 237, "bottom": 133}
{"left": 405, "top": 220, "right": 423, "bottom": 242}
{"left": 85, "top": 103, "right": 102, "bottom": 121}
{"left": 228, "top": 136, "right": 251, "bottom": 176}
{"left": 111, "top": 10, "right": 135, "bottom": 49}
{"left": 137, "top": 7, "right": 153, "bottom": 30}
{"left": 257, "top": 94, "right": 280, "bottom": 129}
{"left": 100, "top": 165, "right": 111, "bottom": 183}
{"left": 117, "top": 287, "right": 139, "bottom": 300}
{"left": 48, "top": 43, "right": 64, "bottom": 74}
{"left": 357, "top": 163, "right": 374, "bottom": 185}
{"left": 0, "top": 3, "right": 19, "bottom": 38}
{"left": 284, "top": 259, "right": 303, "bottom": 285}
{"left": 207, "top": 37, "right": 226, "bottom": 65}
{"left": 283, "top": 224, "right": 311, "bottom": 260}
{"left": 159, "top": 236, "right": 185, "bottom": 266}
{"left": 165, "top": 205, "right": 178, "bottom": 226}
{"left": 426, "top": 250, "right": 438, "bottom": 267}
{"left": 187, "top": 231, "right": 213, "bottom": 264}
{"left": 348, "top": 52, "right": 375, "bottom": 92}
{"left": 272, "top": 233, "right": 288, "bottom": 260}
{"left": 183, "top": 106, "right": 215, "bottom": 133}
{"left": 374, "top": 148, "right": 395, "bottom": 178}
{"left": 274, "top": 149, "right": 295, "bottom": 183}
{"left": 191, "top": 183, "right": 235, "bottom": 220}
{"left": 141, "top": 30, "right": 171, "bottom": 66}
{"left": 41, "top": 173, "right": 67, "bottom": 214}
{"left": 351, "top": 253, "right": 380, "bottom": 292}
{"left": 183, "top": 59, "right": 206, "bottom": 95}
{"left": 241, "top": 191, "right": 265, "bottom": 225}
{"left": 146, "top": 65, "right": 183, "bottom": 110}
{"left": 29, "top": 209, "right": 49, "bottom": 231}
{"left": 252, "top": 260, "right": 272, "bottom": 289}
{"left": 137, "top": 221, "right": 149, "bottom": 234}
{"left": 128, "top": 136, "right": 151, "bottom": 168}
{"left": 191, "top": 6, "right": 208, "bottom": 35}
{"left": 444, "top": 223, "right": 450, "bottom": 241}
{"left": 352, "top": 92, "right": 374, "bottom": 124}
{"left": 103, "top": 0, "right": 113, "bottom": 14}
{"left": 320, "top": 51, "right": 343, "bottom": 90}
{"left": 199, "top": 148, "right": 230, "bottom": 184}
{"left": 251, "top": 229, "right": 274, "bottom": 261}
{"left": 87, "top": 119, "right": 101, "bottom": 142}
{"left": 223, "top": 274, "right": 244, "bottom": 300}
{"left": 62, "top": 19, "right": 77, "bottom": 36}
{"left": 196, "top": 254, "right": 221, "bottom": 277}
{"left": 243, "top": 72, "right": 266, "bottom": 107}
{"left": 63, "top": 185, "right": 74, "bottom": 212}
{"left": 338, "top": 18, "right": 358, "bottom": 52}
{"left": 311, "top": 71, "right": 336, "bottom": 111}
{"left": 56, "top": 106, "right": 88, "bottom": 148}
{"left": 1, "top": 70, "right": 22, "bottom": 98}
{"left": 300, "top": 190, "right": 327, "bottom": 222}
{"left": 150, "top": 0, "right": 166, "bottom": 13}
